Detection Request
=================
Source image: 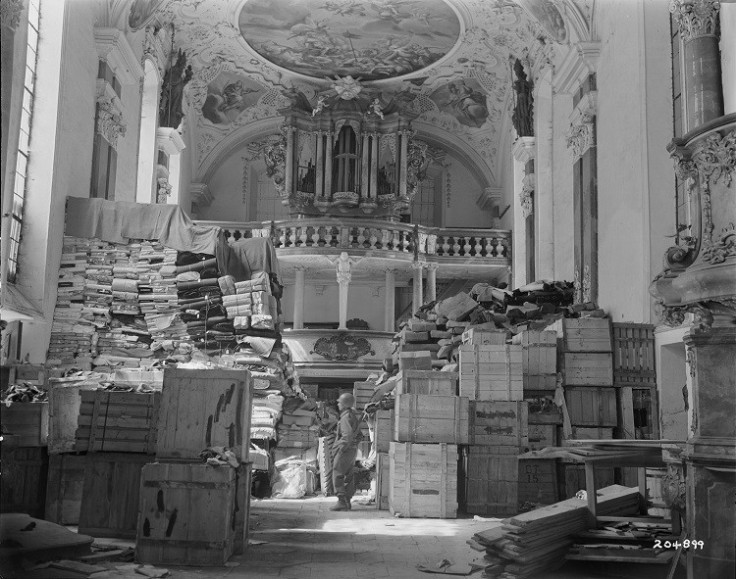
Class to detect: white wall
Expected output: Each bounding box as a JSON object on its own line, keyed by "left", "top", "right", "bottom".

{"left": 281, "top": 283, "right": 387, "bottom": 330}
{"left": 551, "top": 90, "right": 574, "bottom": 282}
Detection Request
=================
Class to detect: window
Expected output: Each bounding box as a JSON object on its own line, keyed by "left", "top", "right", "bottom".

{"left": 6, "top": 0, "right": 41, "bottom": 282}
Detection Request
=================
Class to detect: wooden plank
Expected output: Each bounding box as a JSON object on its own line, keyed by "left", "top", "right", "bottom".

{"left": 0, "top": 447, "right": 49, "bottom": 518}
{"left": 561, "top": 463, "right": 616, "bottom": 499}
{"left": 394, "top": 395, "right": 469, "bottom": 444}
{"left": 564, "top": 387, "right": 617, "bottom": 427}
{"left": 468, "top": 401, "right": 528, "bottom": 447}
{"left": 375, "top": 452, "right": 390, "bottom": 510}
{"left": 560, "top": 353, "right": 614, "bottom": 386}
{"left": 372, "top": 409, "right": 392, "bottom": 454}
{"left": 612, "top": 323, "right": 656, "bottom": 386}
{"left": 548, "top": 318, "right": 613, "bottom": 352}
{"left": 617, "top": 386, "right": 636, "bottom": 439}
{"left": 78, "top": 453, "right": 148, "bottom": 539}
{"left": 0, "top": 403, "right": 49, "bottom": 447}
{"left": 465, "top": 447, "right": 519, "bottom": 516}
{"left": 45, "top": 454, "right": 86, "bottom": 525}
{"left": 389, "top": 442, "right": 457, "bottom": 518}
{"left": 157, "top": 369, "right": 252, "bottom": 462}
{"left": 137, "top": 462, "right": 237, "bottom": 566}
{"left": 516, "top": 331, "right": 558, "bottom": 391}
{"left": 395, "top": 370, "right": 457, "bottom": 396}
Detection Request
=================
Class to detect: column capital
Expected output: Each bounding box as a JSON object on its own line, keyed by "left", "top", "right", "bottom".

{"left": 411, "top": 260, "right": 426, "bottom": 271}
{"left": 566, "top": 122, "right": 595, "bottom": 160}
{"left": 670, "top": 0, "right": 720, "bottom": 42}
{"left": 426, "top": 262, "right": 439, "bottom": 272}
{"left": 512, "top": 137, "right": 536, "bottom": 163}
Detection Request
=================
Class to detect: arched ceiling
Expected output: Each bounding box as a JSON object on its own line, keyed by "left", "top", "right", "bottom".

{"left": 130, "top": 0, "right": 588, "bottom": 184}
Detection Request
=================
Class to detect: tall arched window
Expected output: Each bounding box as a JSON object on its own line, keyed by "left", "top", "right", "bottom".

{"left": 136, "top": 59, "right": 160, "bottom": 203}
{"left": 332, "top": 125, "right": 358, "bottom": 193}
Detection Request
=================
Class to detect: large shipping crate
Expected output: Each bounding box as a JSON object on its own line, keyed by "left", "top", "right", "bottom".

{"left": 395, "top": 370, "right": 457, "bottom": 396}
{"left": 75, "top": 391, "right": 160, "bottom": 453}
{"left": 45, "top": 453, "right": 86, "bottom": 525}
{"left": 393, "top": 394, "right": 469, "bottom": 445}
{"left": 559, "top": 352, "right": 614, "bottom": 386}
{"left": 548, "top": 318, "right": 613, "bottom": 352}
{"left": 48, "top": 383, "right": 96, "bottom": 454}
{"left": 526, "top": 397, "right": 563, "bottom": 425}
{"left": 389, "top": 442, "right": 457, "bottom": 518}
{"left": 353, "top": 380, "right": 376, "bottom": 411}
{"left": 461, "top": 328, "right": 508, "bottom": 346}
{"left": 372, "top": 409, "right": 393, "bottom": 453}
{"left": 157, "top": 369, "right": 252, "bottom": 461}
{"left": 78, "top": 452, "right": 148, "bottom": 538}
{"left": 458, "top": 345, "right": 523, "bottom": 401}
{"left": 515, "top": 330, "right": 557, "bottom": 391}
{"left": 0, "top": 447, "right": 49, "bottom": 518}
{"left": 528, "top": 423, "right": 558, "bottom": 450}
{"left": 468, "top": 401, "right": 528, "bottom": 447}
{"left": 137, "top": 462, "right": 238, "bottom": 566}
{"left": 517, "top": 455, "right": 560, "bottom": 508}
{"left": 464, "top": 446, "right": 518, "bottom": 516}
{"left": 564, "top": 387, "right": 617, "bottom": 427}
{"left": 0, "top": 402, "right": 49, "bottom": 447}
{"left": 375, "top": 451, "right": 390, "bottom": 510}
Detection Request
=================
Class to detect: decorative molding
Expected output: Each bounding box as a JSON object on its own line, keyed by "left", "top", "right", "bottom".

{"left": 335, "top": 251, "right": 353, "bottom": 286}
{"left": 566, "top": 122, "right": 595, "bottom": 160}
{"left": 569, "top": 90, "right": 597, "bottom": 125}
{"left": 512, "top": 136, "right": 536, "bottom": 164}
{"left": 156, "top": 176, "right": 172, "bottom": 204}
{"left": 0, "top": 0, "right": 23, "bottom": 31}
{"left": 310, "top": 332, "right": 375, "bottom": 361}
{"left": 156, "top": 127, "right": 186, "bottom": 155}
{"left": 661, "top": 465, "right": 687, "bottom": 512}
{"left": 553, "top": 41, "right": 600, "bottom": 94}
{"left": 94, "top": 28, "right": 144, "bottom": 85}
{"left": 669, "top": 0, "right": 720, "bottom": 42}
{"left": 142, "top": 24, "right": 171, "bottom": 77}
{"left": 96, "top": 82, "right": 127, "bottom": 149}
{"left": 520, "top": 173, "right": 534, "bottom": 218}
{"left": 476, "top": 186, "right": 500, "bottom": 210}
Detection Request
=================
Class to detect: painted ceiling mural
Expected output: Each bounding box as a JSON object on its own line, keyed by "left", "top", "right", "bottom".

{"left": 136, "top": 0, "right": 581, "bottom": 181}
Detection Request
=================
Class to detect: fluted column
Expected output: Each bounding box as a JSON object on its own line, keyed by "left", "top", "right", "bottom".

{"left": 336, "top": 252, "right": 351, "bottom": 330}
{"left": 426, "top": 262, "right": 438, "bottom": 303}
{"left": 384, "top": 268, "right": 396, "bottom": 332}
{"left": 411, "top": 260, "right": 424, "bottom": 314}
{"left": 670, "top": 0, "right": 724, "bottom": 130}
{"left": 293, "top": 266, "right": 305, "bottom": 330}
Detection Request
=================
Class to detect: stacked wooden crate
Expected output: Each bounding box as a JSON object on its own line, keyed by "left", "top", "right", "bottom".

{"left": 136, "top": 368, "right": 253, "bottom": 566}
{"left": 372, "top": 408, "right": 392, "bottom": 509}
{"left": 388, "top": 370, "right": 465, "bottom": 518}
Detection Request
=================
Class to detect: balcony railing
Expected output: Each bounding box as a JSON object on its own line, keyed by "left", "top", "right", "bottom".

{"left": 196, "top": 218, "right": 511, "bottom": 260}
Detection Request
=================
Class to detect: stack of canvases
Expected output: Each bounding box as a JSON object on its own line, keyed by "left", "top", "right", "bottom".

{"left": 136, "top": 368, "right": 253, "bottom": 566}
{"left": 388, "top": 368, "right": 467, "bottom": 518}
{"left": 459, "top": 329, "right": 528, "bottom": 516}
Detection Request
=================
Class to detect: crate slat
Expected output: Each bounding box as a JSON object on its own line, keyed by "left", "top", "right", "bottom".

{"left": 560, "top": 352, "right": 614, "bottom": 386}
{"left": 564, "top": 387, "right": 618, "bottom": 427}
{"left": 459, "top": 345, "right": 523, "bottom": 401}
{"left": 548, "top": 318, "right": 613, "bottom": 352}
{"left": 0, "top": 447, "right": 49, "bottom": 518}
{"left": 394, "top": 370, "right": 457, "bottom": 396}
{"left": 612, "top": 323, "right": 656, "bottom": 386}
{"left": 465, "top": 447, "right": 518, "bottom": 516}
{"left": 468, "top": 401, "right": 528, "bottom": 447}
{"left": 394, "top": 395, "right": 469, "bottom": 445}
{"left": 375, "top": 452, "right": 390, "bottom": 510}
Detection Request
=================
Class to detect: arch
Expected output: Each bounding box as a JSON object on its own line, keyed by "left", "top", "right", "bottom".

{"left": 135, "top": 58, "right": 160, "bottom": 203}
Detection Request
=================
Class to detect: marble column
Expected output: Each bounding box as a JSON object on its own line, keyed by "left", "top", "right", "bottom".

{"left": 384, "top": 268, "right": 396, "bottom": 332}
{"left": 426, "top": 262, "right": 438, "bottom": 303}
{"left": 336, "top": 252, "right": 351, "bottom": 330}
{"left": 293, "top": 266, "right": 305, "bottom": 330}
{"left": 670, "top": 0, "right": 724, "bottom": 130}
{"left": 411, "top": 261, "right": 424, "bottom": 314}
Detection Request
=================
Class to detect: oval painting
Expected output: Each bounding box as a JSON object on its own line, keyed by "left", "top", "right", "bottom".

{"left": 238, "top": 0, "right": 461, "bottom": 81}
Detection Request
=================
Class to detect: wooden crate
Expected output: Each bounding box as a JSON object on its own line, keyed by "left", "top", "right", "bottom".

{"left": 458, "top": 345, "right": 523, "bottom": 401}
{"left": 612, "top": 323, "right": 656, "bottom": 386}
{"left": 45, "top": 453, "right": 86, "bottom": 525}
{"left": 233, "top": 463, "right": 252, "bottom": 555}
{"left": 353, "top": 380, "right": 376, "bottom": 411}
{"left": 569, "top": 426, "right": 614, "bottom": 440}
{"left": 517, "top": 331, "right": 557, "bottom": 391}
{"left": 0, "top": 402, "right": 49, "bottom": 447}
{"left": 372, "top": 409, "right": 393, "bottom": 453}
{"left": 389, "top": 442, "right": 457, "bottom": 518}
{"left": 318, "top": 435, "right": 334, "bottom": 496}
{"left": 528, "top": 423, "right": 558, "bottom": 450}
{"left": 468, "top": 401, "right": 528, "bottom": 447}
{"left": 137, "top": 462, "right": 238, "bottom": 566}
{"left": 375, "top": 452, "right": 390, "bottom": 510}
{"left": 464, "top": 446, "right": 518, "bottom": 516}
{"left": 461, "top": 328, "right": 508, "bottom": 346}
{"left": 564, "top": 387, "right": 618, "bottom": 427}
{"left": 48, "top": 383, "right": 97, "bottom": 454}
{"left": 395, "top": 370, "right": 457, "bottom": 396}
{"left": 78, "top": 452, "right": 148, "bottom": 538}
{"left": 75, "top": 391, "right": 160, "bottom": 454}
{"left": 394, "top": 394, "right": 469, "bottom": 445}
{"left": 517, "top": 456, "right": 560, "bottom": 507}
{"left": 526, "top": 397, "right": 563, "bottom": 425}
{"left": 157, "top": 369, "right": 252, "bottom": 461}
{"left": 398, "top": 351, "right": 433, "bottom": 371}
{"left": 548, "top": 318, "right": 612, "bottom": 352}
{"left": 0, "top": 447, "right": 49, "bottom": 518}
{"left": 560, "top": 352, "right": 613, "bottom": 386}
{"left": 561, "top": 463, "right": 616, "bottom": 499}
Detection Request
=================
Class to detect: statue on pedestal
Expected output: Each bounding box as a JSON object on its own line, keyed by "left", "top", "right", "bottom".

{"left": 511, "top": 59, "right": 534, "bottom": 137}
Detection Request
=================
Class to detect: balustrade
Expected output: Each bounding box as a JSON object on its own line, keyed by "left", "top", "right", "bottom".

{"left": 197, "top": 219, "right": 511, "bottom": 261}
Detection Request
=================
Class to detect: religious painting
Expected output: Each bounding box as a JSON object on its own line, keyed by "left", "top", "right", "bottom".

{"left": 201, "top": 73, "right": 266, "bottom": 125}
{"left": 516, "top": 0, "right": 567, "bottom": 43}
{"left": 238, "top": 0, "right": 461, "bottom": 81}
{"left": 128, "top": 0, "right": 165, "bottom": 30}
{"left": 430, "top": 79, "right": 489, "bottom": 128}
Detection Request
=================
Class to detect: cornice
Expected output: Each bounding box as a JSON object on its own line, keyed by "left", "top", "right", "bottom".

{"left": 94, "top": 27, "right": 144, "bottom": 85}
{"left": 553, "top": 41, "right": 600, "bottom": 95}
{"left": 512, "top": 136, "right": 536, "bottom": 164}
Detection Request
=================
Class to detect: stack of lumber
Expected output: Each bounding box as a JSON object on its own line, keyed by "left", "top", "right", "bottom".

{"left": 473, "top": 485, "right": 641, "bottom": 578}
{"left": 136, "top": 367, "right": 254, "bottom": 565}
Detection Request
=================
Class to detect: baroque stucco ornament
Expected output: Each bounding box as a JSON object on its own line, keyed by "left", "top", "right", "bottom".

{"left": 0, "top": 0, "right": 23, "bottom": 30}
{"left": 311, "top": 332, "right": 375, "bottom": 361}
{"left": 566, "top": 122, "right": 595, "bottom": 159}
{"left": 520, "top": 173, "right": 534, "bottom": 218}
{"left": 669, "top": 0, "right": 720, "bottom": 41}
{"left": 96, "top": 96, "right": 127, "bottom": 150}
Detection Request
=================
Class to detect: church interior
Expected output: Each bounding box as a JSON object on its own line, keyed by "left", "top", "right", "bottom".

{"left": 0, "top": 0, "right": 734, "bottom": 578}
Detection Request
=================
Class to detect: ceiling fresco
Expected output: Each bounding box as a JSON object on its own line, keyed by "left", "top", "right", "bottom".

{"left": 137, "top": 0, "right": 584, "bottom": 183}
{"left": 237, "top": 0, "right": 461, "bottom": 81}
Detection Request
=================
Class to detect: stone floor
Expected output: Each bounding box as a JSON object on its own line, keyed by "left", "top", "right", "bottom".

{"left": 159, "top": 494, "right": 684, "bottom": 579}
